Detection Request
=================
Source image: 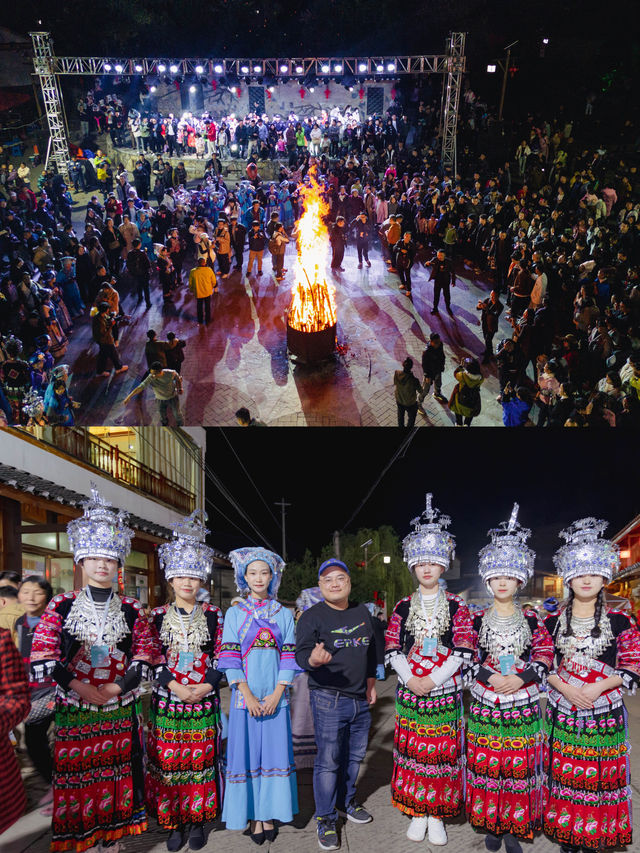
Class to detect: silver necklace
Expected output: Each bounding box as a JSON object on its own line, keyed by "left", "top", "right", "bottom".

{"left": 479, "top": 605, "right": 531, "bottom": 660}
{"left": 160, "top": 603, "right": 210, "bottom": 653}
{"left": 555, "top": 607, "right": 613, "bottom": 660}
{"left": 65, "top": 588, "right": 130, "bottom": 648}
{"left": 406, "top": 589, "right": 450, "bottom": 641}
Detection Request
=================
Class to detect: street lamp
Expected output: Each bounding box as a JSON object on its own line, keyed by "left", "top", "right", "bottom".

{"left": 497, "top": 40, "right": 518, "bottom": 121}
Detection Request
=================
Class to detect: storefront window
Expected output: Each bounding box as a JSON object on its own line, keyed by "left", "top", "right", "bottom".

{"left": 22, "top": 553, "right": 46, "bottom": 579}
{"left": 50, "top": 557, "right": 75, "bottom": 596}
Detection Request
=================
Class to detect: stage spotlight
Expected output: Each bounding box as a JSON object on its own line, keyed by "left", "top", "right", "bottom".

{"left": 135, "top": 64, "right": 143, "bottom": 73}
{"left": 358, "top": 62, "right": 367, "bottom": 72}
{"left": 115, "top": 64, "right": 123, "bottom": 73}
{"left": 104, "top": 63, "right": 112, "bottom": 71}
{"left": 241, "top": 65, "right": 249, "bottom": 73}
{"left": 387, "top": 62, "right": 395, "bottom": 71}
{"left": 157, "top": 63, "right": 166, "bottom": 72}
{"left": 214, "top": 63, "right": 223, "bottom": 73}
{"left": 321, "top": 64, "right": 330, "bottom": 73}
{"left": 254, "top": 64, "right": 262, "bottom": 73}
{"left": 295, "top": 65, "right": 304, "bottom": 73}
{"left": 170, "top": 64, "right": 179, "bottom": 73}
{"left": 334, "top": 64, "right": 343, "bottom": 72}
{"left": 195, "top": 64, "right": 204, "bottom": 74}
{"left": 150, "top": 85, "right": 157, "bottom": 93}
{"left": 280, "top": 63, "right": 289, "bottom": 73}
{"left": 376, "top": 64, "right": 384, "bottom": 72}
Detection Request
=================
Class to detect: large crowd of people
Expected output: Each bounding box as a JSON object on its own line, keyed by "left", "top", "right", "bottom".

{"left": 1, "top": 486, "right": 638, "bottom": 853}
{"left": 1, "top": 77, "right": 638, "bottom": 426}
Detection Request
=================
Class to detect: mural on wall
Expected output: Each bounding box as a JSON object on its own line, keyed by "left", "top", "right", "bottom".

{"left": 147, "top": 81, "right": 396, "bottom": 120}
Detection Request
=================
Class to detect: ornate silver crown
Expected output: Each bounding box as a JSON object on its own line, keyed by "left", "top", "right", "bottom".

{"left": 553, "top": 517, "right": 619, "bottom": 583}
{"left": 66, "top": 483, "right": 133, "bottom": 566}
{"left": 158, "top": 509, "right": 215, "bottom": 581}
{"left": 478, "top": 503, "right": 535, "bottom": 589}
{"left": 402, "top": 493, "right": 455, "bottom": 571}
{"left": 22, "top": 389, "right": 45, "bottom": 421}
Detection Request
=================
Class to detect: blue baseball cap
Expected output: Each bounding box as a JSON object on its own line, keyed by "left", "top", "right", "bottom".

{"left": 318, "top": 559, "right": 350, "bottom": 579}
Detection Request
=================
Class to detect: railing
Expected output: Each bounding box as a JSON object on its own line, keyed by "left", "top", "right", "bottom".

{"left": 18, "top": 427, "right": 195, "bottom": 514}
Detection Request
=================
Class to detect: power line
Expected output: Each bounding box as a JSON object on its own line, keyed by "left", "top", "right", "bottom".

{"left": 216, "top": 428, "right": 280, "bottom": 527}
{"left": 342, "top": 428, "right": 419, "bottom": 531}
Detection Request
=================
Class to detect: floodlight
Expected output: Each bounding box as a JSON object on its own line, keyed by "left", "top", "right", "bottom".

{"left": 214, "top": 64, "right": 223, "bottom": 73}
{"left": 157, "top": 63, "right": 166, "bottom": 72}
{"left": 170, "top": 64, "right": 178, "bottom": 73}
{"left": 195, "top": 65, "right": 204, "bottom": 74}
{"left": 487, "top": 64, "right": 497, "bottom": 73}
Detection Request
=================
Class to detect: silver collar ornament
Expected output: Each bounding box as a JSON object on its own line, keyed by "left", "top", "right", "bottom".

{"left": 479, "top": 503, "right": 535, "bottom": 592}
{"left": 159, "top": 509, "right": 215, "bottom": 582}
{"left": 66, "top": 483, "right": 133, "bottom": 566}
{"left": 402, "top": 493, "right": 455, "bottom": 571}
{"left": 553, "top": 517, "right": 619, "bottom": 584}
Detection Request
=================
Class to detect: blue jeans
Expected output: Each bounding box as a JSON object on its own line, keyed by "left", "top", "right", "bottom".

{"left": 309, "top": 688, "right": 371, "bottom": 821}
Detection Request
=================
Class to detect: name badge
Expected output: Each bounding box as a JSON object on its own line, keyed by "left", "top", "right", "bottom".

{"left": 91, "top": 645, "right": 110, "bottom": 668}
{"left": 499, "top": 654, "right": 515, "bottom": 676}
{"left": 422, "top": 638, "right": 438, "bottom": 657}
{"left": 177, "top": 652, "right": 194, "bottom": 673}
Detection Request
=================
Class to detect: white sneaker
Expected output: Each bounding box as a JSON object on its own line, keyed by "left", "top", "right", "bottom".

{"left": 427, "top": 816, "right": 448, "bottom": 846}
{"left": 406, "top": 816, "right": 428, "bottom": 842}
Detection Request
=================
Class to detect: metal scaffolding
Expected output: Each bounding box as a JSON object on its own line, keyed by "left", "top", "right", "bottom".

{"left": 29, "top": 34, "right": 466, "bottom": 173}
{"left": 30, "top": 32, "right": 72, "bottom": 178}
{"left": 441, "top": 32, "right": 466, "bottom": 175}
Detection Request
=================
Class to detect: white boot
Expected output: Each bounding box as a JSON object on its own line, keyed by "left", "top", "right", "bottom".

{"left": 406, "top": 816, "right": 428, "bottom": 842}
{"left": 427, "top": 816, "right": 448, "bottom": 846}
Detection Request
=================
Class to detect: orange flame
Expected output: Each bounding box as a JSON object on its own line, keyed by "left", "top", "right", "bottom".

{"left": 288, "top": 174, "right": 337, "bottom": 333}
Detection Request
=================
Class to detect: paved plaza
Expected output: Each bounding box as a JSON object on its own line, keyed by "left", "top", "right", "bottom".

{"left": 4, "top": 676, "right": 640, "bottom": 853}
{"left": 63, "top": 189, "right": 515, "bottom": 427}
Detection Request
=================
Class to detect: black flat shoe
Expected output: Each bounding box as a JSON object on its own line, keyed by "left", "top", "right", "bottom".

{"left": 167, "top": 827, "right": 186, "bottom": 851}
{"left": 264, "top": 827, "right": 278, "bottom": 842}
{"left": 188, "top": 825, "right": 205, "bottom": 851}
{"left": 485, "top": 833, "right": 502, "bottom": 852}
{"left": 250, "top": 831, "right": 265, "bottom": 845}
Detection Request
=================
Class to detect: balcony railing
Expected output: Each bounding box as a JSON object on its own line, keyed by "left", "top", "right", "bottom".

{"left": 18, "top": 427, "right": 195, "bottom": 514}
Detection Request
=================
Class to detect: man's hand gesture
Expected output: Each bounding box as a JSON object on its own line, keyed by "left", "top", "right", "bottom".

{"left": 309, "top": 641, "right": 333, "bottom": 668}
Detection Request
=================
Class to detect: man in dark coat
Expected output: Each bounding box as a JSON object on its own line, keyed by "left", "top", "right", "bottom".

{"left": 330, "top": 217, "right": 347, "bottom": 271}
{"left": 418, "top": 332, "right": 447, "bottom": 410}
{"left": 126, "top": 237, "right": 152, "bottom": 309}
{"left": 478, "top": 290, "right": 504, "bottom": 363}
{"left": 427, "top": 249, "right": 455, "bottom": 315}
{"left": 349, "top": 212, "right": 371, "bottom": 268}
{"left": 229, "top": 214, "right": 247, "bottom": 271}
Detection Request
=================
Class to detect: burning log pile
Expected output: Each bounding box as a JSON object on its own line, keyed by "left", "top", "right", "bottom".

{"left": 287, "top": 175, "right": 337, "bottom": 361}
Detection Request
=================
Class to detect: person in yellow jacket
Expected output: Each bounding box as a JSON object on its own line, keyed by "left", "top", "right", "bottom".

{"left": 0, "top": 585, "right": 24, "bottom": 645}
{"left": 189, "top": 257, "right": 217, "bottom": 324}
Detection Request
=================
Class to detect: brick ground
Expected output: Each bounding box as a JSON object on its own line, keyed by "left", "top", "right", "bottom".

{"left": 59, "top": 185, "right": 515, "bottom": 428}
{"left": 4, "top": 678, "right": 640, "bottom": 853}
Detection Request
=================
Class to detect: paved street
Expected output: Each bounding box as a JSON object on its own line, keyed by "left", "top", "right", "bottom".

{"left": 4, "top": 677, "right": 640, "bottom": 853}
{"left": 61, "top": 186, "right": 514, "bottom": 427}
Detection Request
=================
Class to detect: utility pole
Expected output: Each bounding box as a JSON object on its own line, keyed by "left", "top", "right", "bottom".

{"left": 360, "top": 538, "right": 373, "bottom": 572}
{"left": 333, "top": 530, "right": 341, "bottom": 559}
{"left": 274, "top": 497, "right": 291, "bottom": 560}
{"left": 498, "top": 40, "right": 518, "bottom": 122}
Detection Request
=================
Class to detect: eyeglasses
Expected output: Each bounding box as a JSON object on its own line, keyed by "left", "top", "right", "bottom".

{"left": 319, "top": 575, "right": 349, "bottom": 585}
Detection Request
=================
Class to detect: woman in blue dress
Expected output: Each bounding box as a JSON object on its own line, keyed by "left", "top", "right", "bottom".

{"left": 278, "top": 183, "right": 294, "bottom": 231}
{"left": 218, "top": 547, "right": 299, "bottom": 845}
{"left": 138, "top": 211, "right": 156, "bottom": 261}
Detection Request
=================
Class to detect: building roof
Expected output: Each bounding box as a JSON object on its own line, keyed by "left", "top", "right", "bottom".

{"left": 613, "top": 514, "right": 640, "bottom": 543}
{"left": 0, "top": 462, "right": 228, "bottom": 559}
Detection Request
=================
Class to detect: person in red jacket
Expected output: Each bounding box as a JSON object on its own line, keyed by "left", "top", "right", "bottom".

{"left": 0, "top": 626, "right": 31, "bottom": 834}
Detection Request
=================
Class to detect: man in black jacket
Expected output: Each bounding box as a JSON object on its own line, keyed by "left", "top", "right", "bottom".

{"left": 330, "top": 217, "right": 347, "bottom": 271}
{"left": 126, "top": 238, "right": 152, "bottom": 309}
{"left": 478, "top": 290, "right": 504, "bottom": 363}
{"left": 395, "top": 231, "right": 416, "bottom": 295}
{"left": 348, "top": 212, "right": 371, "bottom": 268}
{"left": 229, "top": 214, "right": 247, "bottom": 271}
{"left": 296, "top": 559, "right": 377, "bottom": 851}
{"left": 418, "top": 332, "right": 447, "bottom": 411}
{"left": 427, "top": 249, "right": 455, "bottom": 315}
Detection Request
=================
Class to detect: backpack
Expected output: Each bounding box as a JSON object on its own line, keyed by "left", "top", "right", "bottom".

{"left": 268, "top": 236, "right": 279, "bottom": 254}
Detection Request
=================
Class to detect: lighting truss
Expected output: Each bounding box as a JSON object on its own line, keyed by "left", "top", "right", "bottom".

{"left": 30, "top": 32, "right": 466, "bottom": 177}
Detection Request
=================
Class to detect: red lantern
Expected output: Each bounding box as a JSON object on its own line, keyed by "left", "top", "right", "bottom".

{"left": 174, "top": 80, "right": 180, "bottom": 91}
{"left": 211, "top": 80, "right": 217, "bottom": 91}
{"left": 299, "top": 86, "right": 306, "bottom": 99}
{"left": 266, "top": 89, "right": 272, "bottom": 100}
{"left": 236, "top": 86, "right": 242, "bottom": 98}
{"left": 390, "top": 87, "right": 396, "bottom": 100}
{"left": 358, "top": 87, "right": 365, "bottom": 99}
{"left": 324, "top": 86, "right": 330, "bottom": 99}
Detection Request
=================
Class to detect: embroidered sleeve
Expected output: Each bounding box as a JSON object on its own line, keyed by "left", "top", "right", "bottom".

{"left": 0, "top": 630, "right": 30, "bottom": 734}
{"left": 218, "top": 610, "right": 245, "bottom": 684}
{"left": 529, "top": 612, "right": 554, "bottom": 683}
{"left": 131, "top": 607, "right": 164, "bottom": 666}
{"left": 615, "top": 615, "right": 640, "bottom": 693}
{"left": 463, "top": 612, "right": 483, "bottom": 685}
{"left": 384, "top": 598, "right": 407, "bottom": 669}
{"left": 451, "top": 597, "right": 475, "bottom": 663}
{"left": 210, "top": 605, "right": 224, "bottom": 666}
{"left": 30, "top": 597, "right": 65, "bottom": 682}
{"left": 278, "top": 609, "right": 302, "bottom": 683}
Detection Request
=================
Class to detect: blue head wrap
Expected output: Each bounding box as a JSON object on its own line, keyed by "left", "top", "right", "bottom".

{"left": 229, "top": 546, "right": 285, "bottom": 597}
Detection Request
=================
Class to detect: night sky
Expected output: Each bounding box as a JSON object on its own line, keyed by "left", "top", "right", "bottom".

{"left": 205, "top": 429, "right": 638, "bottom": 578}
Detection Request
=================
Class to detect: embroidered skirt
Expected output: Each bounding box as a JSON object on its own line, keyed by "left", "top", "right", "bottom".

{"left": 145, "top": 691, "right": 222, "bottom": 829}
{"left": 391, "top": 686, "right": 464, "bottom": 818}
{"left": 466, "top": 692, "right": 546, "bottom": 838}
{"left": 543, "top": 700, "right": 632, "bottom": 850}
{"left": 51, "top": 695, "right": 147, "bottom": 853}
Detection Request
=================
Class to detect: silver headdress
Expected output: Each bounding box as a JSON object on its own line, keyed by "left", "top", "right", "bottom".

{"left": 158, "top": 509, "right": 215, "bottom": 582}
{"left": 402, "top": 493, "right": 455, "bottom": 571}
{"left": 22, "top": 389, "right": 45, "bottom": 421}
{"left": 553, "top": 517, "right": 619, "bottom": 584}
{"left": 478, "top": 503, "right": 535, "bottom": 591}
{"left": 66, "top": 483, "right": 133, "bottom": 566}
{"left": 229, "top": 547, "right": 285, "bottom": 596}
